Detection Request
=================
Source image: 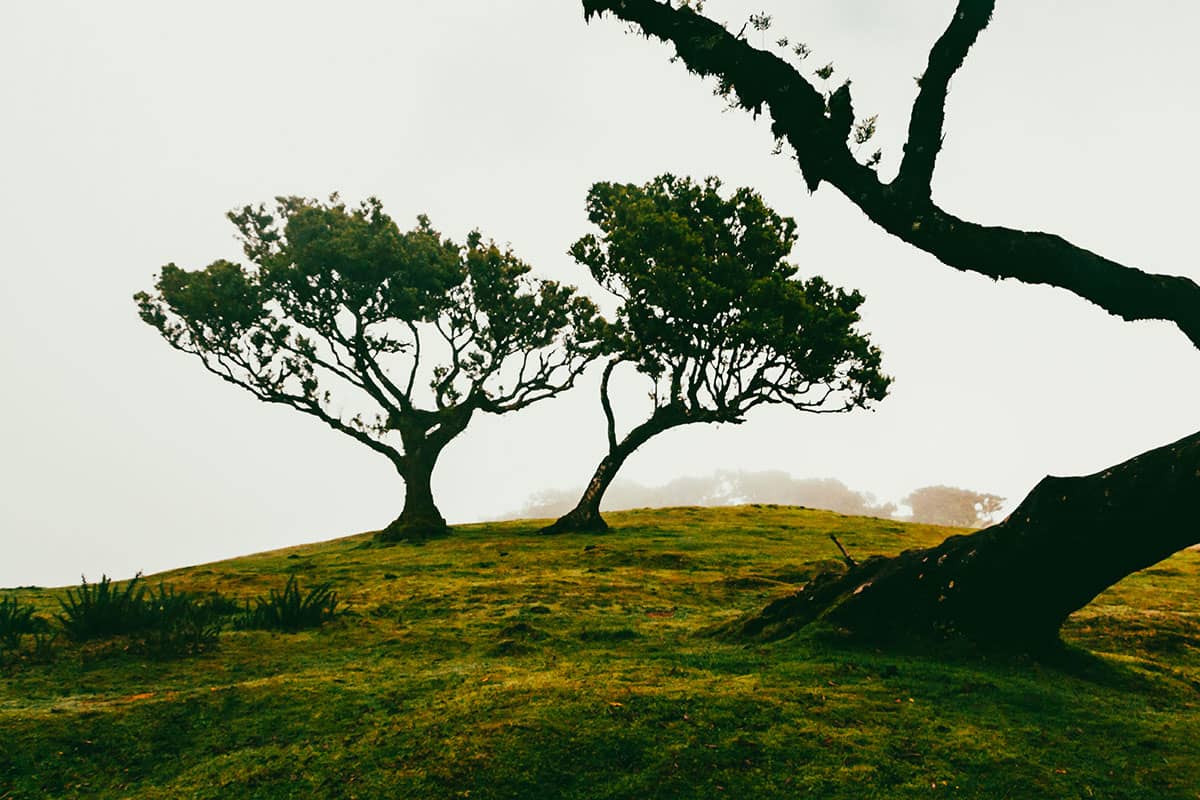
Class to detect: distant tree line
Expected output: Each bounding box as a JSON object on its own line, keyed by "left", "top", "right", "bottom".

{"left": 517, "top": 472, "right": 1004, "bottom": 528}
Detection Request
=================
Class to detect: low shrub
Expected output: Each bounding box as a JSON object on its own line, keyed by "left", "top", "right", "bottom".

{"left": 242, "top": 576, "right": 339, "bottom": 632}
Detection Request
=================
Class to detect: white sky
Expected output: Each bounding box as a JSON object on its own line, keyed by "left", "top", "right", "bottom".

{"left": 2, "top": 1, "right": 1197, "bottom": 587}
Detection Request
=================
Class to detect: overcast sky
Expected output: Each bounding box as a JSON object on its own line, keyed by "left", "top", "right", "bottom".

{"left": 2, "top": 1, "right": 1197, "bottom": 587}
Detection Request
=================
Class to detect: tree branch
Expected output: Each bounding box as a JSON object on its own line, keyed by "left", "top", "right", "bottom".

{"left": 600, "top": 358, "right": 620, "bottom": 453}
{"left": 896, "top": 0, "right": 995, "bottom": 196}
{"left": 583, "top": 0, "right": 1200, "bottom": 350}
{"left": 184, "top": 344, "right": 407, "bottom": 472}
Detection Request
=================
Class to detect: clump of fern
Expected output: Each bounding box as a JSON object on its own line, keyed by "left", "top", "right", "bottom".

{"left": 241, "top": 576, "right": 339, "bottom": 632}
{"left": 57, "top": 574, "right": 232, "bottom": 657}
{"left": 57, "top": 574, "right": 150, "bottom": 641}
{"left": 0, "top": 595, "right": 40, "bottom": 651}
{"left": 138, "top": 582, "right": 222, "bottom": 657}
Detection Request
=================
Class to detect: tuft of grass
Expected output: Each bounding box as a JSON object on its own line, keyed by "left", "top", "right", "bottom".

{"left": 241, "top": 575, "right": 339, "bottom": 631}
{"left": 57, "top": 573, "right": 149, "bottom": 641}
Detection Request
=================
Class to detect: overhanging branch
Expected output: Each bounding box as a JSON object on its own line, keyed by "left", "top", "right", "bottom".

{"left": 582, "top": 0, "right": 1200, "bottom": 350}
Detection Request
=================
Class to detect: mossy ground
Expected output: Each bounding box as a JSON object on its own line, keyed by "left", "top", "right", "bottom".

{"left": 3, "top": 506, "right": 1199, "bottom": 798}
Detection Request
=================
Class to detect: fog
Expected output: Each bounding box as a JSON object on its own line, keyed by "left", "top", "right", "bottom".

{"left": 2, "top": 1, "right": 1198, "bottom": 587}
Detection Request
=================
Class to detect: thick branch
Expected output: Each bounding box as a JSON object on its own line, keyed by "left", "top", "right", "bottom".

{"left": 187, "top": 346, "right": 407, "bottom": 473}
{"left": 896, "top": 0, "right": 995, "bottom": 195}
{"left": 583, "top": 0, "right": 1200, "bottom": 349}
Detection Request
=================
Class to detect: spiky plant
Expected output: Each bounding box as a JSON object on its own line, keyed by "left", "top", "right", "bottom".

{"left": 0, "top": 595, "right": 38, "bottom": 650}
{"left": 57, "top": 574, "right": 150, "bottom": 641}
{"left": 242, "top": 576, "right": 339, "bottom": 632}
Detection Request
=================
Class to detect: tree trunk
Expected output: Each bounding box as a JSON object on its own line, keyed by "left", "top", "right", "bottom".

{"left": 540, "top": 452, "right": 625, "bottom": 533}
{"left": 541, "top": 411, "right": 681, "bottom": 534}
{"left": 376, "top": 409, "right": 473, "bottom": 543}
{"left": 378, "top": 456, "right": 448, "bottom": 542}
{"left": 725, "top": 429, "right": 1200, "bottom": 651}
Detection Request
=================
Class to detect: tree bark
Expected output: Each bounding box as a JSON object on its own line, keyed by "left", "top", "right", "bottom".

{"left": 725, "top": 429, "right": 1200, "bottom": 650}
{"left": 540, "top": 453, "right": 623, "bottom": 533}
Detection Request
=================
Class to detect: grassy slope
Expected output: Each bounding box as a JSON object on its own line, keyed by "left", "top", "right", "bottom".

{"left": 3, "top": 506, "right": 1199, "bottom": 799}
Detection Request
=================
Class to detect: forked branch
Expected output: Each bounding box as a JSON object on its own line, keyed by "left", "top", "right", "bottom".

{"left": 582, "top": 0, "right": 1200, "bottom": 350}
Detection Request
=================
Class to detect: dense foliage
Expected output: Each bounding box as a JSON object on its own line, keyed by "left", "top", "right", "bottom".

{"left": 577, "top": 175, "right": 889, "bottom": 417}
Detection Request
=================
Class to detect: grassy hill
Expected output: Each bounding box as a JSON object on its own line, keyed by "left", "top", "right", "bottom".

{"left": 3, "top": 506, "right": 1200, "bottom": 798}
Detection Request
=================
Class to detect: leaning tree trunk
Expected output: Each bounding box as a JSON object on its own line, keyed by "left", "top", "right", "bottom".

{"left": 726, "top": 429, "right": 1200, "bottom": 651}
{"left": 541, "top": 411, "right": 683, "bottom": 534}
{"left": 541, "top": 451, "right": 626, "bottom": 533}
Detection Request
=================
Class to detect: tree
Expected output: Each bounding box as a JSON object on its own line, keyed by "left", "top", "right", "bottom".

{"left": 581, "top": 0, "right": 1200, "bottom": 649}
{"left": 135, "top": 196, "right": 604, "bottom": 541}
{"left": 904, "top": 486, "right": 1004, "bottom": 528}
{"left": 543, "top": 175, "right": 890, "bottom": 533}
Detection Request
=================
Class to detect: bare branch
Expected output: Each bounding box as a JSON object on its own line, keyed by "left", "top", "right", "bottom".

{"left": 600, "top": 359, "right": 620, "bottom": 453}
{"left": 897, "top": 0, "right": 995, "bottom": 196}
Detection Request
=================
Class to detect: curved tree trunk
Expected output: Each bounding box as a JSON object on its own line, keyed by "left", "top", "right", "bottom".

{"left": 541, "top": 410, "right": 684, "bottom": 534}
{"left": 540, "top": 451, "right": 626, "bottom": 533}
{"left": 726, "top": 429, "right": 1200, "bottom": 650}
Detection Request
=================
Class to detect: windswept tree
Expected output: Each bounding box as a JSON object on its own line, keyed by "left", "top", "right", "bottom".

{"left": 136, "top": 196, "right": 604, "bottom": 541}
{"left": 582, "top": 0, "right": 1200, "bottom": 649}
{"left": 543, "top": 175, "right": 890, "bottom": 533}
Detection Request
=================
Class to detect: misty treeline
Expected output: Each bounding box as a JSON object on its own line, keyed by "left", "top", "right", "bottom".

{"left": 516, "top": 473, "right": 1004, "bottom": 529}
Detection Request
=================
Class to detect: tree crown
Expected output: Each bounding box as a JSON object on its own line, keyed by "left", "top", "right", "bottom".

{"left": 135, "top": 195, "right": 606, "bottom": 469}
{"left": 572, "top": 174, "right": 890, "bottom": 419}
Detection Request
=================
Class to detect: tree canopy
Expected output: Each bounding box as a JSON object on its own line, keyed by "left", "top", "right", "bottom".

{"left": 136, "top": 195, "right": 605, "bottom": 539}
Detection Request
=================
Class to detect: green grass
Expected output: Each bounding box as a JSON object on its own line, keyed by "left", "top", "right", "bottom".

{"left": 2, "top": 505, "right": 1199, "bottom": 798}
